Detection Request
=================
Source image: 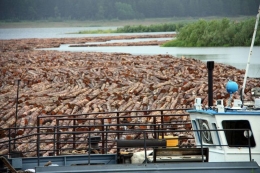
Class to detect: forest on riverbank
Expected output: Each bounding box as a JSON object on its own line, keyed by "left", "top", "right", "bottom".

{"left": 162, "top": 18, "right": 260, "bottom": 47}
{"left": 0, "top": 0, "right": 258, "bottom": 21}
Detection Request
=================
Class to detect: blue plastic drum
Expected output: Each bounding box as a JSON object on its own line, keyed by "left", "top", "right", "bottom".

{"left": 226, "top": 80, "right": 238, "bottom": 94}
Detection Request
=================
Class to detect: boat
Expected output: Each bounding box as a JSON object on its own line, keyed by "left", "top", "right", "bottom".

{"left": 188, "top": 61, "right": 260, "bottom": 165}
{"left": 1, "top": 4, "right": 260, "bottom": 173}
{"left": 1, "top": 95, "right": 260, "bottom": 173}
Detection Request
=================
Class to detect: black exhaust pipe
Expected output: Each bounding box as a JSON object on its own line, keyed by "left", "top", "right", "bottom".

{"left": 117, "top": 139, "right": 166, "bottom": 148}
{"left": 207, "top": 61, "right": 214, "bottom": 107}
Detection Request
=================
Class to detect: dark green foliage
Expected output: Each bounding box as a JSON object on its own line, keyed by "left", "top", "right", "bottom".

{"left": 76, "top": 23, "right": 186, "bottom": 34}
{"left": 0, "top": 0, "right": 259, "bottom": 21}
{"left": 115, "top": 23, "right": 185, "bottom": 33}
{"left": 162, "top": 18, "right": 260, "bottom": 47}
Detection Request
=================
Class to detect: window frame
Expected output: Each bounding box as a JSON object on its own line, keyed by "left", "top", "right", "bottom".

{"left": 222, "top": 120, "right": 256, "bottom": 148}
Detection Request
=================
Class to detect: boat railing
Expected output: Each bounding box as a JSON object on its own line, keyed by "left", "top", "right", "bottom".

{"left": 0, "top": 109, "right": 253, "bottom": 164}
{"left": 0, "top": 109, "right": 189, "bottom": 156}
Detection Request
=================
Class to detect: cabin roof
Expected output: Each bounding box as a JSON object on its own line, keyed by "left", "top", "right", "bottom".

{"left": 187, "top": 109, "right": 260, "bottom": 116}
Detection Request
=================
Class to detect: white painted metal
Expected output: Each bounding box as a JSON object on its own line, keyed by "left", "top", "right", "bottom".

{"left": 242, "top": 5, "right": 260, "bottom": 95}
{"left": 189, "top": 111, "right": 260, "bottom": 165}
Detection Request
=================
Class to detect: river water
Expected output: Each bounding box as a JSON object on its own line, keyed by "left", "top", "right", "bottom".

{"left": 0, "top": 27, "right": 259, "bottom": 78}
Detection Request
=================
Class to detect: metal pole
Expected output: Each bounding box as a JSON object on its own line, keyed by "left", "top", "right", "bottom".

{"left": 88, "top": 132, "right": 91, "bottom": 165}
{"left": 248, "top": 130, "right": 252, "bottom": 162}
{"left": 101, "top": 118, "right": 105, "bottom": 154}
{"left": 160, "top": 110, "right": 164, "bottom": 139}
{"left": 200, "top": 129, "right": 204, "bottom": 162}
{"left": 143, "top": 131, "right": 147, "bottom": 165}
{"left": 73, "top": 118, "right": 76, "bottom": 150}
{"left": 153, "top": 116, "right": 156, "bottom": 139}
{"left": 14, "top": 79, "right": 20, "bottom": 149}
{"left": 37, "top": 116, "right": 40, "bottom": 166}
{"left": 106, "top": 125, "right": 108, "bottom": 154}
{"left": 242, "top": 5, "right": 260, "bottom": 95}
{"left": 53, "top": 126, "right": 56, "bottom": 156}
{"left": 116, "top": 112, "right": 120, "bottom": 155}
{"left": 56, "top": 119, "right": 60, "bottom": 156}
{"left": 207, "top": 61, "right": 214, "bottom": 107}
{"left": 8, "top": 128, "right": 11, "bottom": 157}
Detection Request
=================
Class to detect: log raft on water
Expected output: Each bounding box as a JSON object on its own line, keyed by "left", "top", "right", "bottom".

{"left": 0, "top": 34, "right": 258, "bottom": 156}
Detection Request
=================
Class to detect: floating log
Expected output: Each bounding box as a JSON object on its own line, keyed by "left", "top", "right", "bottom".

{"left": 0, "top": 34, "right": 258, "bottom": 156}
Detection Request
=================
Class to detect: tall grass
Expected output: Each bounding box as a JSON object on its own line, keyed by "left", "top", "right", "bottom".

{"left": 78, "top": 29, "right": 115, "bottom": 34}
{"left": 115, "top": 23, "right": 185, "bottom": 33}
{"left": 76, "top": 23, "right": 187, "bottom": 34}
{"left": 162, "top": 18, "right": 260, "bottom": 47}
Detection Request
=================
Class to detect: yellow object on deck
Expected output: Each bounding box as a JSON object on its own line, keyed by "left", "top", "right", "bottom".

{"left": 159, "top": 136, "right": 178, "bottom": 147}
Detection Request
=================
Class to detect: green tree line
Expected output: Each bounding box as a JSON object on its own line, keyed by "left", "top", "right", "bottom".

{"left": 77, "top": 23, "right": 186, "bottom": 34}
{"left": 0, "top": 0, "right": 259, "bottom": 21}
{"left": 162, "top": 18, "right": 260, "bottom": 47}
{"left": 115, "top": 23, "right": 186, "bottom": 33}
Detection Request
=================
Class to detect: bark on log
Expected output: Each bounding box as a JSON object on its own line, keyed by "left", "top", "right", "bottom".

{"left": 0, "top": 35, "right": 257, "bottom": 156}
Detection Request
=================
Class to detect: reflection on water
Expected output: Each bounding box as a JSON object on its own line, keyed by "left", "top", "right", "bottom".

{"left": 39, "top": 45, "right": 260, "bottom": 78}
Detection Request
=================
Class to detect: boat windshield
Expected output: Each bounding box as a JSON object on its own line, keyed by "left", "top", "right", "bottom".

{"left": 222, "top": 120, "right": 256, "bottom": 147}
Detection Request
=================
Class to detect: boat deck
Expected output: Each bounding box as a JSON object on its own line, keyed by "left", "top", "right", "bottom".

{"left": 0, "top": 109, "right": 259, "bottom": 172}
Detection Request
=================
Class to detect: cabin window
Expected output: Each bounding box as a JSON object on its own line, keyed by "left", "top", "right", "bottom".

{"left": 192, "top": 120, "right": 200, "bottom": 140}
{"left": 197, "top": 119, "right": 213, "bottom": 144}
{"left": 222, "top": 120, "right": 256, "bottom": 147}
{"left": 212, "top": 123, "right": 221, "bottom": 147}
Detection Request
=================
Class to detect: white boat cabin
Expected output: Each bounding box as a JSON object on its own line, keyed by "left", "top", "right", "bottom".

{"left": 188, "top": 97, "right": 260, "bottom": 165}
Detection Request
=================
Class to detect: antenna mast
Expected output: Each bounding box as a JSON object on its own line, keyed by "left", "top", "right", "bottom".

{"left": 242, "top": 5, "right": 260, "bottom": 95}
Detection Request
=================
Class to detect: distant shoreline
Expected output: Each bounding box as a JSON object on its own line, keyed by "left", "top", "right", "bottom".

{"left": 0, "top": 16, "right": 253, "bottom": 28}
{"left": 0, "top": 18, "right": 178, "bottom": 28}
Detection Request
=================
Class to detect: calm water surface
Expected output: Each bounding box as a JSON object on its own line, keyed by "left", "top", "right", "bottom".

{"left": 0, "top": 27, "right": 119, "bottom": 39}
{"left": 0, "top": 27, "right": 172, "bottom": 39}
{"left": 1, "top": 27, "right": 259, "bottom": 77}
{"left": 42, "top": 44, "right": 260, "bottom": 78}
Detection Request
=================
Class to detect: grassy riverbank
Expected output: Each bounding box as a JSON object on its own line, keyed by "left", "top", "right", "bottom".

{"left": 0, "top": 16, "right": 252, "bottom": 28}
{"left": 77, "top": 23, "right": 184, "bottom": 34}
{"left": 75, "top": 16, "right": 255, "bottom": 34}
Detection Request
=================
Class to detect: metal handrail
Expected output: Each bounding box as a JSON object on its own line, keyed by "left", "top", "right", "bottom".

{"left": 0, "top": 109, "right": 253, "bottom": 166}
